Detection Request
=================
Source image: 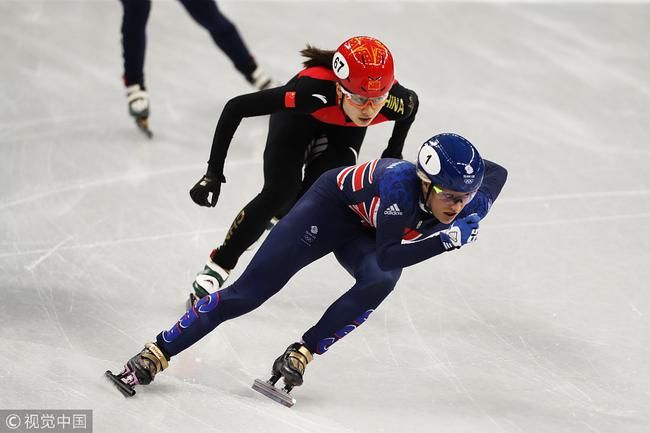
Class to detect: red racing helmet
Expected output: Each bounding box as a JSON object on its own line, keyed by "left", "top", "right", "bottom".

{"left": 332, "top": 36, "right": 394, "bottom": 98}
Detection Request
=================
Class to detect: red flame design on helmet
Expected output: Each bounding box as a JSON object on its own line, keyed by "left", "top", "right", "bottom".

{"left": 333, "top": 36, "right": 395, "bottom": 98}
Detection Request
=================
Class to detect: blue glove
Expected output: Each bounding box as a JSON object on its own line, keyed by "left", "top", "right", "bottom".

{"left": 439, "top": 213, "right": 480, "bottom": 250}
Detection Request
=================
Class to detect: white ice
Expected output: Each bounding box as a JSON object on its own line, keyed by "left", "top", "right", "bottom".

{"left": 1, "top": 1, "right": 649, "bottom": 432}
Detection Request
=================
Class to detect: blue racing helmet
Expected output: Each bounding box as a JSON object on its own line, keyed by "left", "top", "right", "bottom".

{"left": 416, "top": 133, "right": 484, "bottom": 193}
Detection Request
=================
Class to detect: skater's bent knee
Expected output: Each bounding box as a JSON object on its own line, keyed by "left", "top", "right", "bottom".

{"left": 361, "top": 271, "right": 401, "bottom": 293}
{"left": 259, "top": 184, "right": 300, "bottom": 205}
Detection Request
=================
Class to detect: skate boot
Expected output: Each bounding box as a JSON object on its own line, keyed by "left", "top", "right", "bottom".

{"left": 105, "top": 342, "right": 169, "bottom": 397}
{"left": 252, "top": 342, "right": 313, "bottom": 407}
{"left": 126, "top": 83, "right": 152, "bottom": 138}
{"left": 186, "top": 251, "right": 230, "bottom": 310}
{"left": 247, "top": 66, "right": 273, "bottom": 91}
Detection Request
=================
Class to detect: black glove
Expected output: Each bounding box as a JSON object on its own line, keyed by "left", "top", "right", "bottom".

{"left": 381, "top": 147, "right": 402, "bottom": 159}
{"left": 189, "top": 171, "right": 223, "bottom": 207}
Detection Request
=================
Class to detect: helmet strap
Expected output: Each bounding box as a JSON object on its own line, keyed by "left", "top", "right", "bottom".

{"left": 420, "top": 182, "right": 435, "bottom": 214}
{"left": 337, "top": 83, "right": 354, "bottom": 123}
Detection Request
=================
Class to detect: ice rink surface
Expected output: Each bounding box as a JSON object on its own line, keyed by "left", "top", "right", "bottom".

{"left": 1, "top": 1, "right": 649, "bottom": 432}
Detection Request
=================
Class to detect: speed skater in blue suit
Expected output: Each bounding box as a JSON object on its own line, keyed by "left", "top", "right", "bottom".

{"left": 105, "top": 133, "right": 508, "bottom": 404}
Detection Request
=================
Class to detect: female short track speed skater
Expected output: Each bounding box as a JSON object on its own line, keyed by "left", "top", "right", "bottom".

{"left": 185, "top": 36, "right": 419, "bottom": 307}
{"left": 119, "top": 0, "right": 273, "bottom": 136}
{"left": 106, "top": 133, "right": 508, "bottom": 406}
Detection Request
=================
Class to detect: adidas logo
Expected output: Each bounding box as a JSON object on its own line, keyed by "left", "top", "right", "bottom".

{"left": 383, "top": 203, "right": 403, "bottom": 216}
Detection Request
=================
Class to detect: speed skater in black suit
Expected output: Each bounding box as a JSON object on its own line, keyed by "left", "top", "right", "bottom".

{"left": 186, "top": 36, "right": 419, "bottom": 308}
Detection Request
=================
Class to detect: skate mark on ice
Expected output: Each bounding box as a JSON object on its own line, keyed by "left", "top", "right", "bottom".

{"left": 623, "top": 296, "right": 648, "bottom": 322}
{"left": 516, "top": 335, "right": 595, "bottom": 406}
{"left": 87, "top": 314, "right": 142, "bottom": 346}
{"left": 381, "top": 311, "right": 399, "bottom": 367}
{"left": 444, "top": 281, "right": 519, "bottom": 430}
{"left": 397, "top": 292, "right": 461, "bottom": 387}
{"left": 490, "top": 212, "right": 650, "bottom": 230}
{"left": 500, "top": 189, "right": 650, "bottom": 204}
{"left": 0, "top": 227, "right": 228, "bottom": 259}
{"left": 0, "top": 158, "right": 260, "bottom": 210}
{"left": 24, "top": 234, "right": 75, "bottom": 271}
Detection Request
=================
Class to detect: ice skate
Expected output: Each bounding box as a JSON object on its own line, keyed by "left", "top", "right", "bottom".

{"left": 186, "top": 253, "right": 230, "bottom": 310}
{"left": 247, "top": 66, "right": 273, "bottom": 91}
{"left": 252, "top": 342, "right": 312, "bottom": 407}
{"left": 105, "top": 342, "right": 168, "bottom": 397}
{"left": 126, "top": 84, "right": 152, "bottom": 138}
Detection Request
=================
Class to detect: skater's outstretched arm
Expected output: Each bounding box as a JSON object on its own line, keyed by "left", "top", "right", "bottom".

{"left": 207, "top": 87, "right": 287, "bottom": 180}
{"left": 188, "top": 86, "right": 289, "bottom": 207}
{"left": 374, "top": 160, "right": 508, "bottom": 270}
{"left": 205, "top": 72, "right": 342, "bottom": 181}
{"left": 459, "top": 159, "right": 508, "bottom": 219}
{"left": 190, "top": 73, "right": 342, "bottom": 208}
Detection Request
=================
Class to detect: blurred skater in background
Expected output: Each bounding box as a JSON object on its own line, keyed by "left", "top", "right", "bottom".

{"left": 119, "top": 0, "right": 273, "bottom": 136}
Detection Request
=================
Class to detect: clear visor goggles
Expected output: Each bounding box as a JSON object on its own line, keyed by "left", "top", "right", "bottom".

{"left": 417, "top": 169, "right": 478, "bottom": 205}
{"left": 431, "top": 184, "right": 478, "bottom": 205}
{"left": 339, "top": 85, "right": 389, "bottom": 109}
